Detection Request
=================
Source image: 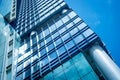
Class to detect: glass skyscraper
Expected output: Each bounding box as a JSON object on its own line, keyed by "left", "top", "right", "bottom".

{"left": 1, "top": 0, "right": 120, "bottom": 80}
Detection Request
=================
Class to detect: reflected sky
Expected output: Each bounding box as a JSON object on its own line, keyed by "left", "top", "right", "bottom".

{"left": 65, "top": 0, "right": 120, "bottom": 67}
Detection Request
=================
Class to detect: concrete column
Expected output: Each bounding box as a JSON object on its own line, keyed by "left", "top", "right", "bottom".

{"left": 89, "top": 45, "right": 120, "bottom": 80}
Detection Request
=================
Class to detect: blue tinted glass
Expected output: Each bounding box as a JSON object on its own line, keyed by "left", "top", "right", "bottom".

{"left": 47, "top": 44, "right": 54, "bottom": 52}
{"left": 68, "top": 11, "right": 76, "bottom": 19}
{"left": 69, "top": 27, "right": 79, "bottom": 36}
{"left": 24, "top": 68, "right": 31, "bottom": 78}
{"left": 62, "top": 33, "right": 70, "bottom": 41}
{"left": 55, "top": 38, "right": 62, "bottom": 46}
{"left": 57, "top": 46, "right": 66, "bottom": 56}
{"left": 56, "top": 20, "right": 63, "bottom": 28}
{"left": 40, "top": 49, "right": 46, "bottom": 56}
{"left": 66, "top": 22, "right": 73, "bottom": 29}
{"left": 46, "top": 36, "right": 52, "bottom": 43}
{"left": 52, "top": 32, "right": 59, "bottom": 39}
{"left": 66, "top": 40, "right": 75, "bottom": 50}
{"left": 44, "top": 28, "right": 50, "bottom": 37}
{"left": 62, "top": 16, "right": 69, "bottom": 23}
{"left": 59, "top": 27, "right": 66, "bottom": 34}
{"left": 40, "top": 41, "right": 44, "bottom": 47}
{"left": 77, "top": 22, "right": 87, "bottom": 30}
{"left": 74, "top": 35, "right": 84, "bottom": 44}
{"left": 49, "top": 24, "right": 56, "bottom": 32}
{"left": 41, "top": 57, "right": 48, "bottom": 67}
{"left": 83, "top": 29, "right": 94, "bottom": 37}
{"left": 49, "top": 51, "right": 57, "bottom": 61}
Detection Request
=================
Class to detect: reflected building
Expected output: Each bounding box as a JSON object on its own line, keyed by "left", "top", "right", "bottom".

{"left": 1, "top": 0, "right": 120, "bottom": 80}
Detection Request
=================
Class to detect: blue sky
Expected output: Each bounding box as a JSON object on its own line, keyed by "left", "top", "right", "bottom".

{"left": 65, "top": 0, "right": 120, "bottom": 67}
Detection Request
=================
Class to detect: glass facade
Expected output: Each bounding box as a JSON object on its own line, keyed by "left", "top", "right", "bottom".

{"left": 14, "top": 0, "right": 102, "bottom": 80}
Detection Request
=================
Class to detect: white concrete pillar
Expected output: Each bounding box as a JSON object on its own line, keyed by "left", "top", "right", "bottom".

{"left": 89, "top": 45, "right": 120, "bottom": 80}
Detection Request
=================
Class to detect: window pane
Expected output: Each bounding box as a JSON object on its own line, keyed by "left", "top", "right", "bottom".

{"left": 74, "top": 35, "right": 84, "bottom": 44}
{"left": 69, "top": 27, "right": 79, "bottom": 36}
{"left": 59, "top": 27, "right": 66, "bottom": 34}
{"left": 40, "top": 48, "right": 46, "bottom": 57}
{"left": 66, "top": 22, "right": 73, "bottom": 29}
{"left": 83, "top": 29, "right": 94, "bottom": 37}
{"left": 47, "top": 44, "right": 54, "bottom": 52}
{"left": 62, "top": 33, "right": 70, "bottom": 41}
{"left": 32, "top": 54, "right": 39, "bottom": 62}
{"left": 45, "top": 36, "right": 52, "bottom": 43}
{"left": 66, "top": 40, "right": 75, "bottom": 50}
{"left": 49, "top": 51, "right": 57, "bottom": 61}
{"left": 73, "top": 17, "right": 81, "bottom": 24}
{"left": 56, "top": 20, "right": 63, "bottom": 28}
{"left": 68, "top": 11, "right": 76, "bottom": 19}
{"left": 32, "top": 63, "right": 39, "bottom": 73}
{"left": 72, "top": 53, "right": 92, "bottom": 77}
{"left": 44, "top": 28, "right": 50, "bottom": 37}
{"left": 62, "top": 16, "right": 69, "bottom": 23}
{"left": 52, "top": 32, "right": 59, "bottom": 39}
{"left": 24, "top": 68, "right": 31, "bottom": 79}
{"left": 55, "top": 38, "right": 62, "bottom": 46}
{"left": 57, "top": 46, "right": 66, "bottom": 56}
{"left": 24, "top": 59, "right": 30, "bottom": 67}
{"left": 17, "top": 64, "right": 23, "bottom": 72}
{"left": 41, "top": 57, "right": 48, "bottom": 67}
{"left": 78, "top": 22, "right": 87, "bottom": 30}
{"left": 49, "top": 24, "right": 56, "bottom": 32}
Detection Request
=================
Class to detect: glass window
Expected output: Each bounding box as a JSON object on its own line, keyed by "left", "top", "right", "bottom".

{"left": 31, "top": 37, "right": 37, "bottom": 45}
{"left": 77, "top": 22, "right": 87, "bottom": 30}
{"left": 52, "top": 32, "right": 59, "bottom": 39}
{"left": 24, "top": 59, "right": 30, "bottom": 68}
{"left": 44, "top": 72, "right": 53, "bottom": 80}
{"left": 18, "top": 56, "right": 24, "bottom": 63}
{"left": 62, "top": 16, "right": 69, "bottom": 23}
{"left": 81, "top": 72, "right": 99, "bottom": 80}
{"left": 46, "top": 36, "right": 52, "bottom": 43}
{"left": 47, "top": 44, "right": 54, "bottom": 52}
{"left": 40, "top": 48, "right": 46, "bottom": 57}
{"left": 68, "top": 11, "right": 76, "bottom": 19}
{"left": 66, "top": 22, "right": 73, "bottom": 29}
{"left": 41, "top": 57, "right": 48, "bottom": 67}
{"left": 32, "top": 63, "right": 39, "bottom": 74}
{"left": 49, "top": 51, "right": 57, "bottom": 61}
{"left": 73, "top": 17, "right": 81, "bottom": 24}
{"left": 17, "top": 64, "right": 23, "bottom": 72}
{"left": 53, "top": 66, "right": 66, "bottom": 80}
{"left": 65, "top": 40, "right": 75, "bottom": 50}
{"left": 69, "top": 27, "right": 79, "bottom": 36}
{"left": 38, "top": 32, "right": 44, "bottom": 40}
{"left": 83, "top": 29, "right": 94, "bottom": 37}
{"left": 49, "top": 24, "right": 56, "bottom": 33}
{"left": 24, "top": 51, "right": 30, "bottom": 59}
{"left": 62, "top": 33, "right": 70, "bottom": 41}
{"left": 72, "top": 53, "right": 92, "bottom": 77}
{"left": 55, "top": 38, "right": 62, "bottom": 46}
{"left": 74, "top": 35, "right": 84, "bottom": 44}
{"left": 16, "top": 73, "right": 23, "bottom": 80}
{"left": 56, "top": 20, "right": 63, "bottom": 28}
{"left": 24, "top": 68, "right": 31, "bottom": 79}
{"left": 57, "top": 46, "right": 66, "bottom": 56}
{"left": 53, "top": 65, "right": 63, "bottom": 76}
{"left": 44, "top": 28, "right": 50, "bottom": 37}
{"left": 32, "top": 54, "right": 39, "bottom": 62}
{"left": 59, "top": 27, "right": 66, "bottom": 34}
{"left": 39, "top": 41, "right": 44, "bottom": 47}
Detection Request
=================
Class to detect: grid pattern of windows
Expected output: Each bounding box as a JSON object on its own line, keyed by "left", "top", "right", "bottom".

{"left": 16, "top": 0, "right": 66, "bottom": 36}
{"left": 16, "top": 9, "right": 97, "bottom": 80}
